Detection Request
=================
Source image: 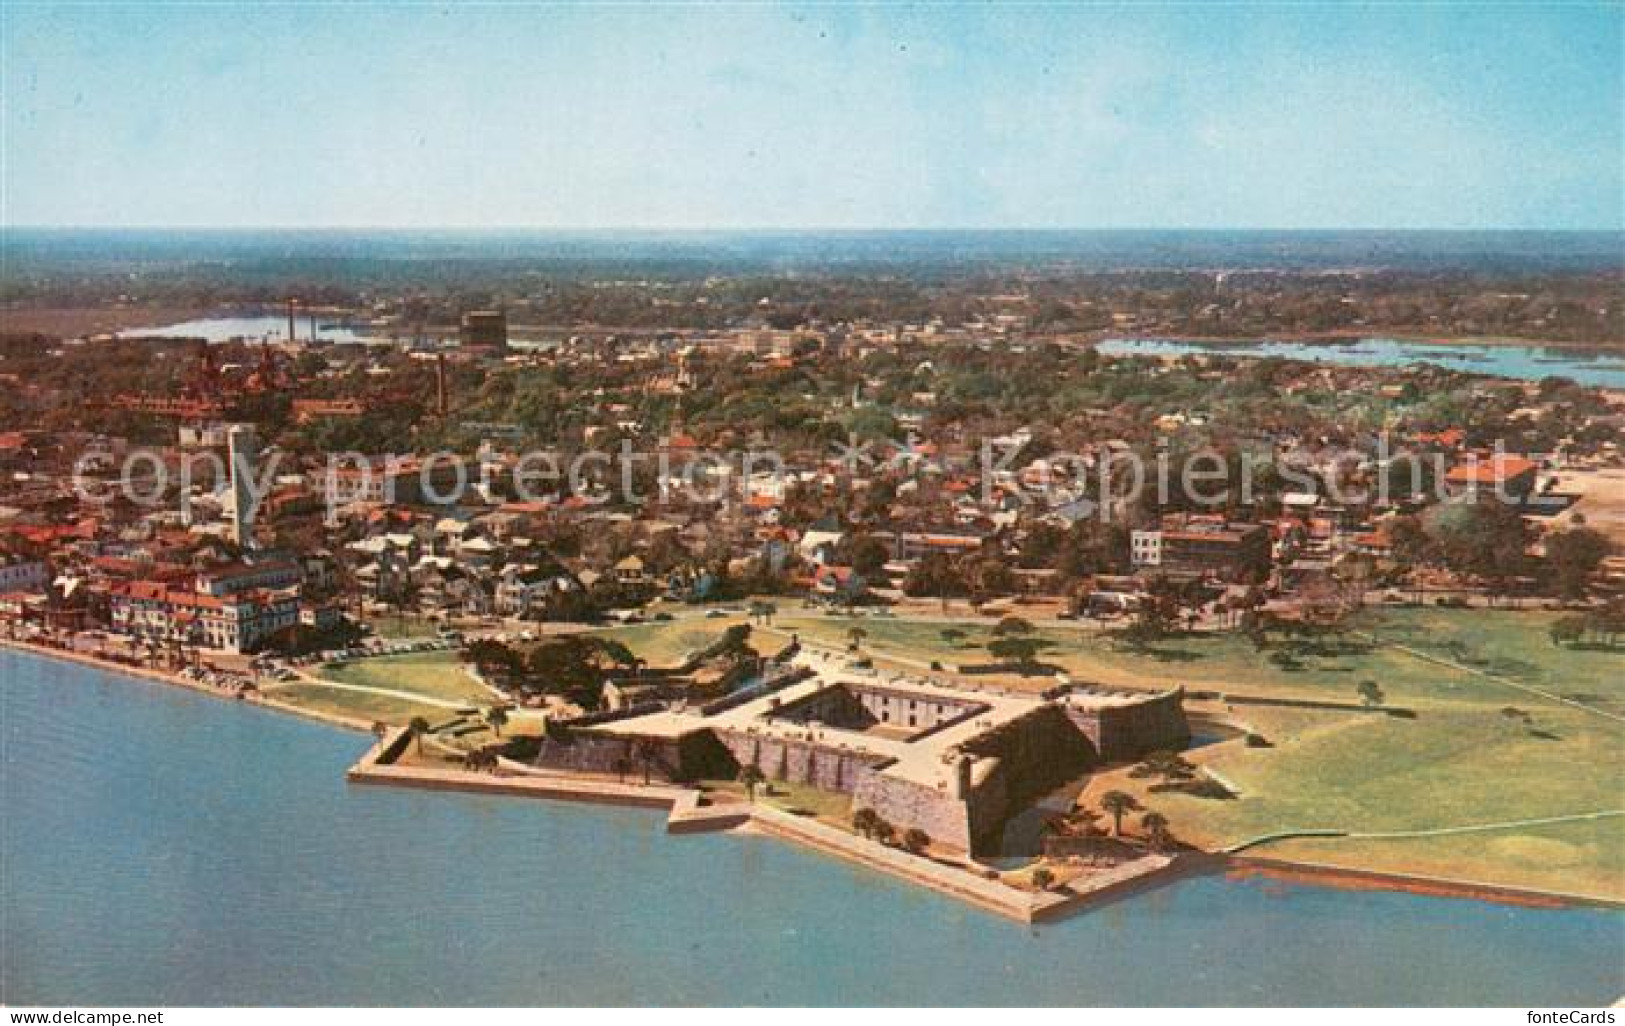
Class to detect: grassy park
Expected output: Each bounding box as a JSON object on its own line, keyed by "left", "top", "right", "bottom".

{"left": 264, "top": 683, "right": 456, "bottom": 727}
{"left": 264, "top": 603, "right": 1623, "bottom": 898}
{"left": 759, "top": 605, "right": 1622, "bottom": 899}
{"left": 595, "top": 616, "right": 745, "bottom": 667}
{"left": 264, "top": 651, "right": 494, "bottom": 727}
{"left": 320, "top": 651, "right": 493, "bottom": 704}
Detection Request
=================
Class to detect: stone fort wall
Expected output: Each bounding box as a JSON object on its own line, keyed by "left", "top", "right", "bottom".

{"left": 713, "top": 728, "right": 889, "bottom": 794}
{"left": 1065, "top": 688, "right": 1190, "bottom": 763}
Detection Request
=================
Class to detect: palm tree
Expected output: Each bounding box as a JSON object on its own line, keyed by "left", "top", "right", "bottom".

{"left": 485, "top": 706, "right": 509, "bottom": 737}
{"left": 737, "top": 762, "right": 766, "bottom": 802}
{"left": 846, "top": 626, "right": 867, "bottom": 652}
{"left": 370, "top": 721, "right": 388, "bottom": 746}
{"left": 408, "top": 715, "right": 432, "bottom": 755}
{"left": 634, "top": 739, "right": 658, "bottom": 785}
{"left": 852, "top": 807, "right": 879, "bottom": 838}
{"left": 902, "top": 827, "right": 931, "bottom": 855}
{"left": 1140, "top": 811, "right": 1172, "bottom": 852}
{"left": 1031, "top": 866, "right": 1056, "bottom": 891}
{"left": 1100, "top": 790, "right": 1140, "bottom": 836}
{"left": 1356, "top": 680, "right": 1385, "bottom": 708}
{"left": 749, "top": 600, "right": 778, "bottom": 626}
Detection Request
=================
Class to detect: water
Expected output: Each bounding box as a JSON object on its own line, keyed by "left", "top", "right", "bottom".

{"left": 1098, "top": 337, "right": 1625, "bottom": 388}
{"left": 120, "top": 315, "right": 379, "bottom": 345}
{"left": 3, "top": 650, "right": 1621, "bottom": 1006}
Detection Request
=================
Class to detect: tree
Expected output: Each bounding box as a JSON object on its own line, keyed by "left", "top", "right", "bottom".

{"left": 1140, "top": 811, "right": 1172, "bottom": 853}
{"left": 1031, "top": 866, "right": 1056, "bottom": 891}
{"left": 1389, "top": 514, "right": 1432, "bottom": 570}
{"left": 634, "top": 739, "right": 659, "bottom": 785}
{"left": 370, "top": 721, "right": 388, "bottom": 745}
{"left": 1545, "top": 527, "right": 1612, "bottom": 603}
{"left": 852, "top": 807, "right": 879, "bottom": 838}
{"left": 871, "top": 818, "right": 897, "bottom": 846}
{"left": 902, "top": 827, "right": 931, "bottom": 855}
{"left": 485, "top": 706, "right": 509, "bottom": 737}
{"left": 748, "top": 600, "right": 778, "bottom": 626}
{"left": 988, "top": 635, "right": 1041, "bottom": 668}
{"left": 1585, "top": 598, "right": 1625, "bottom": 646}
{"left": 408, "top": 715, "right": 432, "bottom": 754}
{"left": 1425, "top": 499, "right": 1531, "bottom": 602}
{"left": 737, "top": 762, "right": 766, "bottom": 802}
{"left": 846, "top": 626, "right": 868, "bottom": 652}
{"left": 1356, "top": 680, "right": 1385, "bottom": 708}
{"left": 940, "top": 627, "right": 967, "bottom": 648}
{"left": 904, "top": 552, "right": 965, "bottom": 608}
{"left": 1549, "top": 615, "right": 1586, "bottom": 647}
{"left": 992, "top": 615, "right": 1034, "bottom": 637}
{"left": 847, "top": 534, "right": 891, "bottom": 580}
{"left": 1099, "top": 790, "right": 1140, "bottom": 836}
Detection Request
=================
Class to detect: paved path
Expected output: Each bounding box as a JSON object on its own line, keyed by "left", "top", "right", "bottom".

{"left": 263, "top": 662, "right": 547, "bottom": 722}
{"left": 1227, "top": 809, "right": 1625, "bottom": 853}
{"left": 1353, "top": 630, "right": 1625, "bottom": 725}
{"left": 262, "top": 678, "right": 472, "bottom": 710}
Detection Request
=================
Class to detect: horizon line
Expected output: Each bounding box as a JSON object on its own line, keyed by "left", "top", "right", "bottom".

{"left": 7, "top": 224, "right": 1624, "bottom": 234}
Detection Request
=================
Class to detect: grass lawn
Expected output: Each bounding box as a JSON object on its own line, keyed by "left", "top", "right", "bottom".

{"left": 1361, "top": 607, "right": 1625, "bottom": 713}
{"left": 595, "top": 616, "right": 746, "bottom": 667}
{"left": 778, "top": 606, "right": 1624, "bottom": 899}
{"left": 318, "top": 652, "right": 493, "bottom": 705}
{"left": 1079, "top": 636, "right": 1625, "bottom": 899}
{"left": 700, "top": 776, "right": 855, "bottom": 827}
{"left": 1262, "top": 816, "right": 1625, "bottom": 900}
{"left": 775, "top": 607, "right": 1625, "bottom": 710}
{"left": 265, "top": 683, "right": 454, "bottom": 726}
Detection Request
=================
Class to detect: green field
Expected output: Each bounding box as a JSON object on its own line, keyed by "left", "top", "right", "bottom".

{"left": 1066, "top": 609, "right": 1625, "bottom": 900}
{"left": 774, "top": 607, "right": 1624, "bottom": 899}
{"left": 771, "top": 608, "right": 1622, "bottom": 709}
{"left": 595, "top": 616, "right": 746, "bottom": 667}
{"left": 269, "top": 605, "right": 1624, "bottom": 898}
{"left": 266, "top": 651, "right": 494, "bottom": 727}
{"left": 319, "top": 651, "right": 492, "bottom": 704}
{"left": 265, "top": 683, "right": 456, "bottom": 726}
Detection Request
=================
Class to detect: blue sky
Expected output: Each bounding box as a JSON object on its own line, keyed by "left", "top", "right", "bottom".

{"left": 3, "top": 3, "right": 1621, "bottom": 229}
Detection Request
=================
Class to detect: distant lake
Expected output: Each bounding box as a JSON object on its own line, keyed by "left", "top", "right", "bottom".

{"left": 1098, "top": 337, "right": 1625, "bottom": 388}
{"left": 120, "top": 315, "right": 381, "bottom": 345}
{"left": 3, "top": 650, "right": 1621, "bottom": 1006}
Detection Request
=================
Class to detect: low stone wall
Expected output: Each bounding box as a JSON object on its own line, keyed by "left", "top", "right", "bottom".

{"left": 696, "top": 666, "right": 813, "bottom": 716}
{"left": 1221, "top": 693, "right": 1416, "bottom": 717}
{"left": 1043, "top": 833, "right": 1145, "bottom": 864}
{"left": 527, "top": 724, "right": 737, "bottom": 783}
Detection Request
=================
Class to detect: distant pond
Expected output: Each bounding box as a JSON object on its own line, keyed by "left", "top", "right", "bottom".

{"left": 1097, "top": 337, "right": 1625, "bottom": 388}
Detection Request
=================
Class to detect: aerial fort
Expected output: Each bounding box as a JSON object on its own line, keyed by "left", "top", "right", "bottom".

{"left": 524, "top": 646, "right": 1189, "bottom": 853}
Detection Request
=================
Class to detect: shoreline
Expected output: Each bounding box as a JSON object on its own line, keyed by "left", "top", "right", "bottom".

{"left": 6, "top": 638, "right": 1620, "bottom": 918}
{"left": 1084, "top": 329, "right": 1625, "bottom": 352}
{"left": 0, "top": 637, "right": 375, "bottom": 736}
{"left": 1225, "top": 857, "right": 1625, "bottom": 912}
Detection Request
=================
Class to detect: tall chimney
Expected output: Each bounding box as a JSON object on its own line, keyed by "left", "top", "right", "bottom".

{"left": 287, "top": 299, "right": 297, "bottom": 344}
{"left": 435, "top": 353, "right": 448, "bottom": 417}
